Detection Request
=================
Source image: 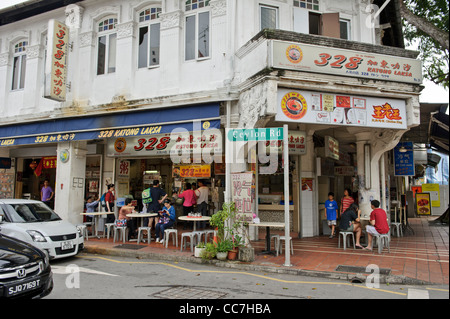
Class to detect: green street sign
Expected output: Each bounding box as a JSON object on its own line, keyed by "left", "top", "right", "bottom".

{"left": 227, "top": 128, "right": 284, "bottom": 141}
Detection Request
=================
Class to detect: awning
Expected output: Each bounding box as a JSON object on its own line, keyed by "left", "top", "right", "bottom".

{"left": 0, "top": 103, "right": 221, "bottom": 147}
{"left": 429, "top": 111, "right": 449, "bottom": 155}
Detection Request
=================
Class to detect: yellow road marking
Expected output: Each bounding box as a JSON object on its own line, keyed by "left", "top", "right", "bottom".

{"left": 76, "top": 255, "right": 408, "bottom": 296}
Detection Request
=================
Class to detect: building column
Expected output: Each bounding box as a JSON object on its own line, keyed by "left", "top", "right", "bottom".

{"left": 55, "top": 141, "right": 87, "bottom": 225}
{"left": 355, "top": 129, "right": 406, "bottom": 217}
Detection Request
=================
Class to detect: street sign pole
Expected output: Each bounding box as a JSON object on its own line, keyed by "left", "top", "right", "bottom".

{"left": 283, "top": 124, "right": 292, "bottom": 267}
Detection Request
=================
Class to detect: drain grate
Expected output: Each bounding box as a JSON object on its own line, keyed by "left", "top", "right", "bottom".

{"left": 113, "top": 244, "right": 144, "bottom": 250}
{"left": 335, "top": 265, "right": 391, "bottom": 275}
{"left": 154, "top": 286, "right": 227, "bottom": 299}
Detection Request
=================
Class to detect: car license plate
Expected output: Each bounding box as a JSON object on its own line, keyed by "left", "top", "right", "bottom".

{"left": 61, "top": 240, "right": 74, "bottom": 250}
{"left": 7, "top": 279, "right": 41, "bottom": 297}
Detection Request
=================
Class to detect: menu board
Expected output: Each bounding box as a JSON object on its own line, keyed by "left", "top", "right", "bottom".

{"left": 416, "top": 193, "right": 431, "bottom": 215}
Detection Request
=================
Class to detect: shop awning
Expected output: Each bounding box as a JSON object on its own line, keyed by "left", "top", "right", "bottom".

{"left": 429, "top": 111, "right": 449, "bottom": 155}
{"left": 0, "top": 103, "right": 221, "bottom": 147}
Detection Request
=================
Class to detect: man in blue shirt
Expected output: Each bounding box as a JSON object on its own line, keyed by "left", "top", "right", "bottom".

{"left": 325, "top": 192, "right": 339, "bottom": 238}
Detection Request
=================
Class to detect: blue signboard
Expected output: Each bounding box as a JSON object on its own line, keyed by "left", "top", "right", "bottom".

{"left": 394, "top": 142, "right": 415, "bottom": 176}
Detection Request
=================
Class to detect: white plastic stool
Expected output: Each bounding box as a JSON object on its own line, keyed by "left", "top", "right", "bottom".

{"left": 203, "top": 230, "right": 215, "bottom": 242}
{"left": 193, "top": 230, "right": 206, "bottom": 243}
{"left": 373, "top": 234, "right": 390, "bottom": 254}
{"left": 113, "top": 226, "right": 127, "bottom": 243}
{"left": 77, "top": 225, "right": 89, "bottom": 241}
{"left": 104, "top": 223, "right": 115, "bottom": 239}
{"left": 270, "top": 234, "right": 280, "bottom": 255}
{"left": 278, "top": 236, "right": 294, "bottom": 255}
{"left": 391, "top": 223, "right": 403, "bottom": 237}
{"left": 338, "top": 231, "right": 355, "bottom": 250}
{"left": 180, "top": 232, "right": 196, "bottom": 252}
{"left": 164, "top": 228, "right": 178, "bottom": 248}
{"left": 137, "top": 227, "right": 152, "bottom": 244}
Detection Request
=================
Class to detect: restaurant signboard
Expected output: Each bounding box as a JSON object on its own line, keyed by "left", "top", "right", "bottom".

{"left": 44, "top": 20, "right": 69, "bottom": 101}
{"left": 271, "top": 40, "right": 422, "bottom": 85}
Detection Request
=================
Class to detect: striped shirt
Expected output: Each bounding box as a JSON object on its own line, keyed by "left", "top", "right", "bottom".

{"left": 341, "top": 196, "right": 354, "bottom": 213}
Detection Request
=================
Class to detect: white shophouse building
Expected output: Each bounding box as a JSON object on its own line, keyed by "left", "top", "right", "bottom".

{"left": 0, "top": 0, "right": 422, "bottom": 237}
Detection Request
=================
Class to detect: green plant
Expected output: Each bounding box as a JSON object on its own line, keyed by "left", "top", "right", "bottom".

{"left": 216, "top": 239, "right": 233, "bottom": 252}
{"left": 210, "top": 202, "right": 235, "bottom": 241}
{"left": 200, "top": 242, "right": 217, "bottom": 260}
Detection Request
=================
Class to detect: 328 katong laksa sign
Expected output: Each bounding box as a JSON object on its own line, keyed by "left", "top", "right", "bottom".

{"left": 272, "top": 40, "right": 422, "bottom": 85}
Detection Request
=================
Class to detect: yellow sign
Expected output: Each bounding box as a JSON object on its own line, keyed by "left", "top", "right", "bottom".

{"left": 174, "top": 165, "right": 211, "bottom": 178}
{"left": 422, "top": 184, "right": 440, "bottom": 207}
{"left": 416, "top": 193, "right": 431, "bottom": 215}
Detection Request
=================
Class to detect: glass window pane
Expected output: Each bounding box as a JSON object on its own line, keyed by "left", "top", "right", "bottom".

{"left": 138, "top": 27, "right": 149, "bottom": 68}
{"left": 97, "top": 36, "right": 106, "bottom": 75}
{"left": 150, "top": 23, "right": 161, "bottom": 66}
{"left": 12, "top": 56, "right": 20, "bottom": 90}
{"left": 198, "top": 12, "right": 209, "bottom": 58}
{"left": 108, "top": 33, "right": 117, "bottom": 73}
{"left": 340, "top": 20, "right": 349, "bottom": 40}
{"left": 260, "top": 6, "right": 277, "bottom": 30}
{"left": 20, "top": 55, "right": 26, "bottom": 89}
{"left": 185, "top": 15, "right": 196, "bottom": 60}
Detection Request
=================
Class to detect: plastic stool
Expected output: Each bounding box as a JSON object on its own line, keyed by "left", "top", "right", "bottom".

{"left": 180, "top": 232, "right": 196, "bottom": 252}
{"left": 164, "top": 228, "right": 178, "bottom": 248}
{"left": 203, "top": 230, "right": 215, "bottom": 242}
{"left": 113, "top": 226, "right": 127, "bottom": 243}
{"left": 391, "top": 223, "right": 403, "bottom": 237}
{"left": 137, "top": 227, "right": 152, "bottom": 244}
{"left": 270, "top": 234, "right": 280, "bottom": 255}
{"left": 338, "top": 231, "right": 355, "bottom": 250}
{"left": 373, "top": 234, "right": 390, "bottom": 254}
{"left": 104, "top": 223, "right": 115, "bottom": 239}
{"left": 77, "top": 225, "right": 89, "bottom": 241}
{"left": 193, "top": 230, "right": 206, "bottom": 243}
{"left": 278, "top": 236, "right": 294, "bottom": 255}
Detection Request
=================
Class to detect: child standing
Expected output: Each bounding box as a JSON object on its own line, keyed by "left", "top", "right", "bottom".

{"left": 325, "top": 192, "right": 339, "bottom": 238}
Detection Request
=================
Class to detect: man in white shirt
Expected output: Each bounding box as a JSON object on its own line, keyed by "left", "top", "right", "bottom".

{"left": 195, "top": 180, "right": 209, "bottom": 229}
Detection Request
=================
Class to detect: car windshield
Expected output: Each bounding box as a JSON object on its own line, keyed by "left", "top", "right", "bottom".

{"left": 1, "top": 203, "right": 62, "bottom": 223}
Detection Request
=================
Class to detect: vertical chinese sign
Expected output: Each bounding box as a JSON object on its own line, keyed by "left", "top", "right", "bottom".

{"left": 231, "top": 172, "right": 254, "bottom": 223}
{"left": 394, "top": 142, "right": 415, "bottom": 176}
{"left": 44, "top": 20, "right": 68, "bottom": 101}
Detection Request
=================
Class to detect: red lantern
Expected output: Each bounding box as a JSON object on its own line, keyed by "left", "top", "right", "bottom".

{"left": 29, "top": 160, "right": 37, "bottom": 170}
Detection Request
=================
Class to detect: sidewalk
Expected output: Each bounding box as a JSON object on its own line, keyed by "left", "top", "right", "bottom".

{"left": 82, "top": 217, "right": 448, "bottom": 285}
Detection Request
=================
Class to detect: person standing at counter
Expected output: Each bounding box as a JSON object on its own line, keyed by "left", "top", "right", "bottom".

{"left": 105, "top": 184, "right": 116, "bottom": 224}
{"left": 178, "top": 183, "right": 197, "bottom": 230}
{"left": 195, "top": 180, "right": 209, "bottom": 229}
{"left": 146, "top": 180, "right": 168, "bottom": 235}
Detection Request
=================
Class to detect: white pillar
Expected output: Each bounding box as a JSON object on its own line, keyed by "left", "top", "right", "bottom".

{"left": 55, "top": 141, "right": 87, "bottom": 225}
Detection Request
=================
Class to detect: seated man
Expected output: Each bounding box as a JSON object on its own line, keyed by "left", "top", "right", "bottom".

{"left": 365, "top": 200, "right": 390, "bottom": 251}
{"left": 338, "top": 203, "right": 364, "bottom": 249}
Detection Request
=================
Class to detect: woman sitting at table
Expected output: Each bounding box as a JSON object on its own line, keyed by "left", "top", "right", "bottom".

{"left": 118, "top": 198, "right": 137, "bottom": 240}
{"left": 155, "top": 199, "right": 176, "bottom": 245}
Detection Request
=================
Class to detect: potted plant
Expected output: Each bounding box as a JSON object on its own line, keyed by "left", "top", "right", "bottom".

{"left": 228, "top": 234, "right": 243, "bottom": 260}
{"left": 216, "top": 239, "right": 232, "bottom": 261}
{"left": 210, "top": 202, "right": 234, "bottom": 242}
{"left": 200, "top": 242, "right": 217, "bottom": 260}
{"left": 194, "top": 242, "right": 206, "bottom": 258}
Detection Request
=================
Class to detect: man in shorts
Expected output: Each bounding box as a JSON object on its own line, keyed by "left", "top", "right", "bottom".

{"left": 365, "top": 200, "right": 390, "bottom": 251}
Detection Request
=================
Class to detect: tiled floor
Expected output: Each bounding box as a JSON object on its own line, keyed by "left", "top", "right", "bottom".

{"left": 83, "top": 217, "right": 448, "bottom": 285}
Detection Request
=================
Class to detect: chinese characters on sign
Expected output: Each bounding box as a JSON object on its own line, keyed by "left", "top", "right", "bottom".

{"left": 42, "top": 157, "right": 57, "bottom": 169}
{"left": 272, "top": 40, "right": 422, "bottom": 85}
{"left": 394, "top": 142, "right": 415, "bottom": 176}
{"left": 44, "top": 20, "right": 68, "bottom": 101}
{"left": 173, "top": 164, "right": 211, "bottom": 178}
{"left": 231, "top": 172, "right": 254, "bottom": 222}
{"left": 276, "top": 89, "right": 407, "bottom": 130}
{"left": 118, "top": 160, "right": 130, "bottom": 179}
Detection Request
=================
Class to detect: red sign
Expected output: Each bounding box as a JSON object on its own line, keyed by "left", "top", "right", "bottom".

{"left": 42, "top": 157, "right": 57, "bottom": 169}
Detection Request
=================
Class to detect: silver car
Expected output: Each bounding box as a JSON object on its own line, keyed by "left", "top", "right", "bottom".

{"left": 0, "top": 199, "right": 84, "bottom": 260}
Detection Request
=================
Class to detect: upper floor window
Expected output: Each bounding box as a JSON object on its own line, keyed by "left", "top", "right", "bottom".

{"left": 97, "top": 16, "right": 117, "bottom": 75}
{"left": 138, "top": 7, "right": 162, "bottom": 68}
{"left": 12, "top": 40, "right": 28, "bottom": 90}
{"left": 185, "top": 0, "right": 210, "bottom": 11}
{"left": 185, "top": 1, "right": 210, "bottom": 61}
{"left": 260, "top": 5, "right": 279, "bottom": 31}
{"left": 293, "top": 0, "right": 319, "bottom": 11}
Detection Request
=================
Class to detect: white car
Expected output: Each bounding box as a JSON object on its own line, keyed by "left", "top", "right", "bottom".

{"left": 0, "top": 199, "right": 84, "bottom": 260}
